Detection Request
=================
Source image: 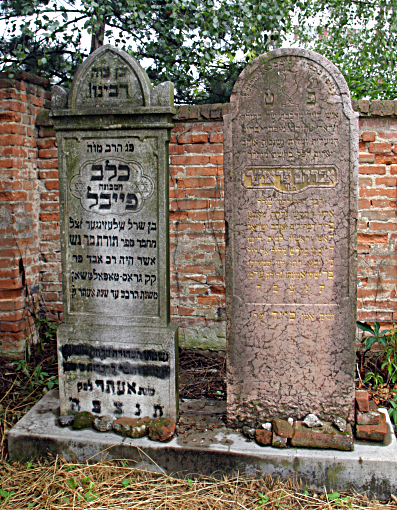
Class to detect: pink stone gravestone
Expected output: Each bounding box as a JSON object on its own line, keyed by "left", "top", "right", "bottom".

{"left": 224, "top": 48, "right": 358, "bottom": 427}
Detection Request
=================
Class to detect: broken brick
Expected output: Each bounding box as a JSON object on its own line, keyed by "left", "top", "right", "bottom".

{"left": 356, "top": 412, "right": 387, "bottom": 442}
{"left": 355, "top": 390, "right": 370, "bottom": 412}
{"left": 356, "top": 409, "right": 380, "bottom": 426}
{"left": 291, "top": 422, "right": 353, "bottom": 451}
{"left": 255, "top": 429, "right": 272, "bottom": 446}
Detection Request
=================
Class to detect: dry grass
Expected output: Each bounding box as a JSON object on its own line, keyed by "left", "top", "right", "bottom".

{"left": 0, "top": 343, "right": 395, "bottom": 509}
{"left": 0, "top": 457, "right": 393, "bottom": 510}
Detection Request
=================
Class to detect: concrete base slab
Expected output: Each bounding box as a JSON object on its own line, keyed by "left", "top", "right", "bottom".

{"left": 9, "top": 390, "right": 397, "bottom": 500}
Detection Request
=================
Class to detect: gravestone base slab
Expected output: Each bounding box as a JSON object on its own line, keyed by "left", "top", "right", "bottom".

{"left": 9, "top": 390, "right": 397, "bottom": 500}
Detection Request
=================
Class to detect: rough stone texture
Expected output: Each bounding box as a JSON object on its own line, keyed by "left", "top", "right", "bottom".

{"left": 149, "top": 417, "right": 176, "bottom": 442}
{"left": 53, "top": 45, "right": 178, "bottom": 421}
{"left": 73, "top": 411, "right": 95, "bottom": 430}
{"left": 356, "top": 412, "right": 387, "bottom": 442}
{"left": 59, "top": 415, "right": 75, "bottom": 427}
{"left": 333, "top": 416, "right": 347, "bottom": 432}
{"left": 113, "top": 416, "right": 152, "bottom": 438}
{"left": 93, "top": 415, "right": 114, "bottom": 432}
{"left": 272, "top": 433, "right": 288, "bottom": 448}
{"left": 272, "top": 418, "right": 293, "bottom": 438}
{"left": 355, "top": 390, "right": 370, "bottom": 412}
{"left": 225, "top": 48, "right": 358, "bottom": 427}
{"left": 356, "top": 410, "right": 380, "bottom": 426}
{"left": 242, "top": 426, "right": 256, "bottom": 440}
{"left": 291, "top": 422, "right": 354, "bottom": 451}
{"left": 7, "top": 392, "right": 397, "bottom": 500}
{"left": 255, "top": 429, "right": 272, "bottom": 446}
{"left": 303, "top": 414, "right": 323, "bottom": 428}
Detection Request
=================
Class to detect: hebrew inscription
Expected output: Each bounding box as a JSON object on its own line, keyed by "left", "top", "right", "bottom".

{"left": 65, "top": 136, "right": 159, "bottom": 318}
{"left": 225, "top": 49, "right": 358, "bottom": 427}
{"left": 71, "top": 46, "right": 150, "bottom": 108}
{"left": 70, "top": 158, "right": 154, "bottom": 214}
{"left": 244, "top": 166, "right": 337, "bottom": 192}
{"left": 53, "top": 45, "right": 178, "bottom": 421}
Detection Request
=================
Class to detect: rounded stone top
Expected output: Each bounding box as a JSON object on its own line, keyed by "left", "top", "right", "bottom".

{"left": 68, "top": 45, "right": 152, "bottom": 110}
{"left": 229, "top": 47, "right": 355, "bottom": 121}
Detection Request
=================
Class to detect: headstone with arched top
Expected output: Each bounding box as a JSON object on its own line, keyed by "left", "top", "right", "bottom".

{"left": 224, "top": 48, "right": 358, "bottom": 428}
{"left": 52, "top": 45, "right": 178, "bottom": 422}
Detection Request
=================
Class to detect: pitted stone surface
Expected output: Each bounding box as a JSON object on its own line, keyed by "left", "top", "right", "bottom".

{"left": 52, "top": 45, "right": 178, "bottom": 422}
{"left": 224, "top": 48, "right": 358, "bottom": 426}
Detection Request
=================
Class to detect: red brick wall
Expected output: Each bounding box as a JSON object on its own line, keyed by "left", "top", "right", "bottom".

{"left": 170, "top": 105, "right": 228, "bottom": 348}
{"left": 353, "top": 100, "right": 397, "bottom": 329}
{"left": 36, "top": 111, "right": 62, "bottom": 323}
{"left": 0, "top": 73, "right": 51, "bottom": 356}
{"left": 1, "top": 80, "right": 396, "bottom": 356}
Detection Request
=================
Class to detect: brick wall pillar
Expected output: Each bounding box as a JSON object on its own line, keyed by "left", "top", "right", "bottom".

{"left": 0, "top": 73, "right": 51, "bottom": 357}
{"left": 353, "top": 99, "right": 397, "bottom": 329}
{"left": 169, "top": 104, "right": 227, "bottom": 349}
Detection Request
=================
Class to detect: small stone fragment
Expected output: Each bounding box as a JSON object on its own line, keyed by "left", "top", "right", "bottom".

{"left": 93, "top": 415, "right": 114, "bottom": 432}
{"left": 355, "top": 390, "right": 370, "bottom": 412}
{"left": 242, "top": 426, "right": 256, "bottom": 440}
{"left": 72, "top": 411, "right": 95, "bottom": 430}
{"left": 292, "top": 422, "right": 353, "bottom": 451}
{"left": 113, "top": 416, "right": 152, "bottom": 438}
{"left": 356, "top": 410, "right": 380, "bottom": 426}
{"left": 272, "top": 432, "right": 288, "bottom": 448}
{"left": 255, "top": 429, "right": 272, "bottom": 446}
{"left": 356, "top": 412, "right": 387, "bottom": 442}
{"left": 59, "top": 415, "right": 75, "bottom": 427}
{"left": 262, "top": 422, "right": 272, "bottom": 431}
{"left": 303, "top": 414, "right": 323, "bottom": 428}
{"left": 287, "top": 417, "right": 294, "bottom": 427}
{"left": 333, "top": 416, "right": 347, "bottom": 432}
{"left": 272, "top": 418, "right": 293, "bottom": 438}
{"left": 149, "top": 417, "right": 176, "bottom": 442}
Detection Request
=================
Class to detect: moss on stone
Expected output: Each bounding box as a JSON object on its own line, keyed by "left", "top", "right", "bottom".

{"left": 72, "top": 411, "right": 95, "bottom": 430}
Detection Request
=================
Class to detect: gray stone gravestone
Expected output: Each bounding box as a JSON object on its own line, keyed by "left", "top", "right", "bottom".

{"left": 52, "top": 45, "right": 178, "bottom": 422}
{"left": 224, "top": 48, "right": 358, "bottom": 427}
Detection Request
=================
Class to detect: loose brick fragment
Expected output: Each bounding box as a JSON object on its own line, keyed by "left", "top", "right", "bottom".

{"left": 356, "top": 412, "right": 387, "bottom": 442}
{"left": 356, "top": 410, "right": 380, "bottom": 426}
{"left": 355, "top": 390, "right": 369, "bottom": 412}
{"left": 255, "top": 429, "right": 272, "bottom": 446}
{"left": 291, "top": 422, "right": 353, "bottom": 451}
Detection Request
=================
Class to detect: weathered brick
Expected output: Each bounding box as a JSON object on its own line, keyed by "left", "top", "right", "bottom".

{"left": 369, "top": 142, "right": 392, "bottom": 153}
{"left": 375, "top": 154, "right": 397, "bottom": 164}
{"left": 358, "top": 165, "right": 385, "bottom": 175}
{"left": 356, "top": 412, "right": 387, "bottom": 442}
{"left": 362, "top": 132, "right": 375, "bottom": 142}
{"left": 291, "top": 422, "right": 353, "bottom": 451}
{"left": 359, "top": 154, "right": 375, "bottom": 163}
{"left": 255, "top": 429, "right": 272, "bottom": 446}
{"left": 356, "top": 408, "right": 380, "bottom": 426}
{"left": 355, "top": 389, "right": 369, "bottom": 412}
{"left": 45, "top": 180, "right": 59, "bottom": 190}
